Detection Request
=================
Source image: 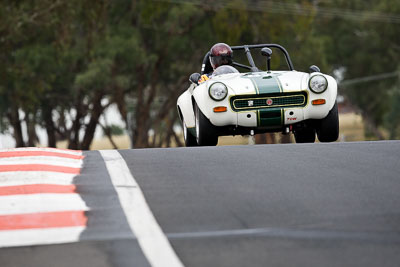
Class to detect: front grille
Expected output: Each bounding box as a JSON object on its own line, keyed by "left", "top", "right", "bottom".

{"left": 231, "top": 92, "right": 307, "bottom": 111}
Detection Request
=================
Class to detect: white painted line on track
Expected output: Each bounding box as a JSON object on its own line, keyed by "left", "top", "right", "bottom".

{"left": 0, "top": 172, "right": 77, "bottom": 186}
{"left": 0, "top": 147, "right": 82, "bottom": 156}
{"left": 0, "top": 194, "right": 89, "bottom": 215}
{"left": 0, "top": 156, "right": 83, "bottom": 165}
{"left": 100, "top": 150, "right": 184, "bottom": 267}
{"left": 0, "top": 158, "right": 82, "bottom": 168}
{"left": 0, "top": 226, "right": 86, "bottom": 248}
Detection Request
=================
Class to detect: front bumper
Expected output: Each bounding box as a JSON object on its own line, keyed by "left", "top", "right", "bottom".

{"left": 202, "top": 90, "right": 334, "bottom": 131}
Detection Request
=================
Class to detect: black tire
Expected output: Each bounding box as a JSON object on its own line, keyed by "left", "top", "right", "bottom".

{"left": 317, "top": 102, "right": 339, "bottom": 142}
{"left": 294, "top": 126, "right": 316, "bottom": 143}
{"left": 182, "top": 118, "right": 198, "bottom": 147}
{"left": 195, "top": 103, "right": 218, "bottom": 146}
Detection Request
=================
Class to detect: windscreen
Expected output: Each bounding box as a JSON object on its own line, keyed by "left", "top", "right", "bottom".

{"left": 212, "top": 65, "right": 240, "bottom": 76}
{"left": 232, "top": 47, "right": 289, "bottom": 72}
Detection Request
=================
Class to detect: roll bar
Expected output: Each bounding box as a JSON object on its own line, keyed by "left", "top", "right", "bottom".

{"left": 231, "top": 44, "right": 295, "bottom": 71}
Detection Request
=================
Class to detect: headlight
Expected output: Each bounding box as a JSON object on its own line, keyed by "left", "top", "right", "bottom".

{"left": 309, "top": 75, "right": 328, "bottom": 94}
{"left": 209, "top": 82, "right": 228, "bottom": 101}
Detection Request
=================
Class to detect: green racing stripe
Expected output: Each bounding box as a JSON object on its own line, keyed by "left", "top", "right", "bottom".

{"left": 244, "top": 73, "right": 282, "bottom": 94}
{"left": 257, "top": 108, "right": 284, "bottom": 129}
{"left": 244, "top": 73, "right": 284, "bottom": 128}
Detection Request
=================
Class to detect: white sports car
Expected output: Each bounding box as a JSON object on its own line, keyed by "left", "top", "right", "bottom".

{"left": 177, "top": 44, "right": 339, "bottom": 146}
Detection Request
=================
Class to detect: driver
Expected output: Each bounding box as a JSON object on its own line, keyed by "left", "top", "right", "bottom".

{"left": 199, "top": 43, "right": 238, "bottom": 83}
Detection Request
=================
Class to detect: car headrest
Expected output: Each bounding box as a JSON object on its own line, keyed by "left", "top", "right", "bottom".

{"left": 201, "top": 52, "right": 213, "bottom": 75}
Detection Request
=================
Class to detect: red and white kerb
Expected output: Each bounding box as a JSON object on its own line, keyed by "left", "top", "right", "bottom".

{"left": 0, "top": 147, "right": 88, "bottom": 247}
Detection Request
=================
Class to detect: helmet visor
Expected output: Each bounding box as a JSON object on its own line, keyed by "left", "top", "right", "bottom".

{"left": 210, "top": 55, "right": 233, "bottom": 69}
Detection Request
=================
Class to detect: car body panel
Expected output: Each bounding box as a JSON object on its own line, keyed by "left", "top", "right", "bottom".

{"left": 177, "top": 44, "right": 338, "bottom": 141}
{"left": 178, "top": 70, "right": 337, "bottom": 132}
{"left": 177, "top": 86, "right": 195, "bottom": 128}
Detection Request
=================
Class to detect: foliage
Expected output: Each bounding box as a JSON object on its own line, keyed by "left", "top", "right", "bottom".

{"left": 0, "top": 0, "right": 399, "bottom": 148}
{"left": 103, "top": 124, "right": 124, "bottom": 136}
{"left": 316, "top": 0, "right": 400, "bottom": 138}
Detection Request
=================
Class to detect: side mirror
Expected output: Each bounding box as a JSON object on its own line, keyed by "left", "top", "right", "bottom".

{"left": 261, "top": 47, "right": 272, "bottom": 57}
{"left": 309, "top": 65, "right": 320, "bottom": 73}
{"left": 189, "top": 73, "right": 201, "bottom": 85}
{"left": 261, "top": 47, "right": 273, "bottom": 72}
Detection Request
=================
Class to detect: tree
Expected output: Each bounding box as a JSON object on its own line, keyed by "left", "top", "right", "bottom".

{"left": 315, "top": 0, "right": 400, "bottom": 139}
{"left": 0, "top": 0, "right": 122, "bottom": 149}
{"left": 5, "top": 0, "right": 394, "bottom": 149}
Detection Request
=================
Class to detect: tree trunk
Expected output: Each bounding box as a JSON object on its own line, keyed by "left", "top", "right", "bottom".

{"left": 134, "top": 105, "right": 150, "bottom": 148}
{"left": 43, "top": 107, "right": 57, "bottom": 147}
{"left": 25, "top": 113, "right": 38, "bottom": 147}
{"left": 99, "top": 123, "right": 118, "bottom": 149}
{"left": 133, "top": 84, "right": 151, "bottom": 148}
{"left": 132, "top": 54, "right": 166, "bottom": 148}
{"left": 80, "top": 91, "right": 106, "bottom": 150}
{"left": 163, "top": 116, "right": 176, "bottom": 147}
{"left": 8, "top": 107, "right": 25, "bottom": 147}
{"left": 132, "top": 71, "right": 149, "bottom": 148}
{"left": 68, "top": 92, "right": 85, "bottom": 150}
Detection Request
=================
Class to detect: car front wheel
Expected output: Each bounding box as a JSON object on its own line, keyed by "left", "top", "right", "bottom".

{"left": 317, "top": 101, "right": 339, "bottom": 142}
{"left": 182, "top": 118, "right": 198, "bottom": 147}
{"left": 294, "top": 126, "right": 316, "bottom": 143}
{"left": 195, "top": 104, "right": 218, "bottom": 146}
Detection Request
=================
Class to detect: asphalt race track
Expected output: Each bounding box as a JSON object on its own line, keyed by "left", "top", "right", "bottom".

{"left": 1, "top": 141, "right": 400, "bottom": 267}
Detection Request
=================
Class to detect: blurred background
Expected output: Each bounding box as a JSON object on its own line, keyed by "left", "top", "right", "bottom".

{"left": 0, "top": 0, "right": 399, "bottom": 149}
